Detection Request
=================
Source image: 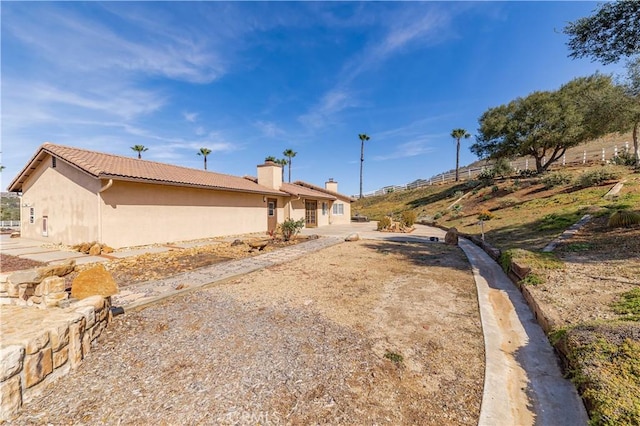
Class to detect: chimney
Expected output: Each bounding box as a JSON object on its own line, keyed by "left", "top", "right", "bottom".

{"left": 257, "top": 161, "right": 283, "bottom": 190}
{"left": 325, "top": 178, "right": 338, "bottom": 193}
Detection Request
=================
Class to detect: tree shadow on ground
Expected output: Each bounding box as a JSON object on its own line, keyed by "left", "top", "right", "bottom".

{"left": 360, "top": 239, "right": 470, "bottom": 272}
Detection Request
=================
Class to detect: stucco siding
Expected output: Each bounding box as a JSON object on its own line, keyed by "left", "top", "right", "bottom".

{"left": 20, "top": 156, "right": 99, "bottom": 244}
{"left": 329, "top": 200, "right": 351, "bottom": 225}
{"left": 99, "top": 181, "right": 282, "bottom": 248}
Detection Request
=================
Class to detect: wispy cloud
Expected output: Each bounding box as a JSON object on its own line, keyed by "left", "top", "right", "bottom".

{"left": 298, "top": 89, "right": 361, "bottom": 128}
{"left": 254, "top": 120, "right": 286, "bottom": 138}
{"left": 372, "top": 139, "right": 436, "bottom": 161}
{"left": 183, "top": 112, "right": 199, "bottom": 123}
{"left": 298, "top": 5, "right": 453, "bottom": 129}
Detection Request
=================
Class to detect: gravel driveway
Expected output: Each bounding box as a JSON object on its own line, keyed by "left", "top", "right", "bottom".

{"left": 11, "top": 240, "right": 483, "bottom": 425}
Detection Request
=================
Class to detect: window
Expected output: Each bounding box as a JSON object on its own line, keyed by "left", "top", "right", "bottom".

{"left": 52, "top": 157, "right": 57, "bottom": 168}
{"left": 332, "top": 203, "right": 344, "bottom": 215}
{"left": 322, "top": 202, "right": 328, "bottom": 216}
{"left": 29, "top": 208, "right": 35, "bottom": 224}
{"left": 268, "top": 201, "right": 275, "bottom": 216}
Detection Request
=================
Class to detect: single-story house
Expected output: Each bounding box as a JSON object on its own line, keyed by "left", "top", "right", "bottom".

{"left": 7, "top": 143, "right": 354, "bottom": 248}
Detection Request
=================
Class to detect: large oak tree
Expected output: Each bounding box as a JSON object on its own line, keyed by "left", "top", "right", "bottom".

{"left": 472, "top": 74, "right": 625, "bottom": 173}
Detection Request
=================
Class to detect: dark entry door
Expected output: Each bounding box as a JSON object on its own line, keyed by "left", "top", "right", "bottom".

{"left": 305, "top": 200, "right": 317, "bottom": 227}
{"left": 267, "top": 198, "right": 277, "bottom": 233}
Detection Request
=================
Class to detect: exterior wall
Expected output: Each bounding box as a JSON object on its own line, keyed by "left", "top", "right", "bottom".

{"left": 99, "top": 181, "right": 285, "bottom": 248}
{"left": 286, "top": 198, "right": 306, "bottom": 223}
{"left": 20, "top": 156, "right": 100, "bottom": 245}
{"left": 317, "top": 201, "right": 331, "bottom": 227}
{"left": 284, "top": 198, "right": 333, "bottom": 229}
{"left": 329, "top": 200, "right": 352, "bottom": 225}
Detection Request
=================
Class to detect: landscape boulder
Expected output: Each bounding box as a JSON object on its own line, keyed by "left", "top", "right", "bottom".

{"left": 444, "top": 228, "right": 459, "bottom": 246}
{"left": 88, "top": 243, "right": 102, "bottom": 256}
{"left": 231, "top": 239, "right": 244, "bottom": 247}
{"left": 8, "top": 260, "right": 76, "bottom": 286}
{"left": 345, "top": 233, "right": 360, "bottom": 242}
{"left": 71, "top": 264, "right": 119, "bottom": 300}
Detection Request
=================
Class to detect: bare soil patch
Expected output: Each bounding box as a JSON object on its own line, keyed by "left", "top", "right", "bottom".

{"left": 529, "top": 216, "right": 640, "bottom": 326}
{"left": 12, "top": 240, "right": 484, "bottom": 425}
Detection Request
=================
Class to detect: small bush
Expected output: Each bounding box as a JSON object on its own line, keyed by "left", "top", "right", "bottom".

{"left": 453, "top": 190, "right": 464, "bottom": 199}
{"left": 477, "top": 210, "right": 495, "bottom": 221}
{"left": 401, "top": 210, "right": 417, "bottom": 227}
{"left": 280, "top": 218, "right": 305, "bottom": 241}
{"left": 492, "top": 157, "right": 514, "bottom": 178}
{"left": 576, "top": 167, "right": 621, "bottom": 187}
{"left": 541, "top": 172, "right": 572, "bottom": 188}
{"left": 491, "top": 185, "right": 499, "bottom": 193}
{"left": 377, "top": 216, "right": 392, "bottom": 231}
{"left": 452, "top": 204, "right": 462, "bottom": 213}
{"left": 478, "top": 168, "right": 496, "bottom": 184}
{"left": 610, "top": 151, "right": 637, "bottom": 167}
{"left": 384, "top": 351, "right": 404, "bottom": 365}
{"left": 608, "top": 210, "right": 640, "bottom": 228}
{"left": 433, "top": 211, "right": 443, "bottom": 220}
{"left": 519, "top": 169, "right": 537, "bottom": 178}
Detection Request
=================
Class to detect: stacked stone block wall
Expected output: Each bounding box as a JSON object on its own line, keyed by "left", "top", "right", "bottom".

{"left": 0, "top": 296, "right": 112, "bottom": 420}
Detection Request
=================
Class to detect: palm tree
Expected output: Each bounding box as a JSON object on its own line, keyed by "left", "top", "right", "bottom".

{"left": 358, "top": 133, "right": 370, "bottom": 199}
{"left": 264, "top": 156, "right": 277, "bottom": 162}
{"left": 276, "top": 158, "right": 287, "bottom": 181}
{"left": 198, "top": 147, "right": 212, "bottom": 170}
{"left": 283, "top": 149, "right": 297, "bottom": 183}
{"left": 450, "top": 129, "right": 471, "bottom": 182}
{"left": 131, "top": 145, "right": 148, "bottom": 159}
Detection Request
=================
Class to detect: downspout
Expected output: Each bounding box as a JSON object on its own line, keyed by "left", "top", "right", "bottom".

{"left": 97, "top": 179, "right": 113, "bottom": 243}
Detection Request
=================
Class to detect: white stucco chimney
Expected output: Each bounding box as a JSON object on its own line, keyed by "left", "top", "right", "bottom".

{"left": 257, "top": 161, "right": 283, "bottom": 190}
{"left": 325, "top": 178, "right": 338, "bottom": 193}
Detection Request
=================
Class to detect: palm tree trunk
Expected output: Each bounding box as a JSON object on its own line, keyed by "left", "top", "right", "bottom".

{"left": 204, "top": 156, "right": 207, "bottom": 170}
{"left": 359, "top": 141, "right": 365, "bottom": 199}
{"left": 288, "top": 161, "right": 292, "bottom": 183}
{"left": 455, "top": 139, "right": 460, "bottom": 181}
{"left": 138, "top": 152, "right": 141, "bottom": 159}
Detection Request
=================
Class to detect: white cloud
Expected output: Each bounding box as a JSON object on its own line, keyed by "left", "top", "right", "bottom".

{"left": 298, "top": 89, "right": 360, "bottom": 128}
{"left": 183, "top": 112, "right": 199, "bottom": 123}
{"left": 373, "top": 139, "right": 436, "bottom": 161}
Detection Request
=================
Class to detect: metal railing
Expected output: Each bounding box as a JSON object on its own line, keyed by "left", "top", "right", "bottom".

{"left": 355, "top": 141, "right": 634, "bottom": 198}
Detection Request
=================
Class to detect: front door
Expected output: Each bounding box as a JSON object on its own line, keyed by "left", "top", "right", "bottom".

{"left": 305, "top": 200, "right": 317, "bottom": 227}
{"left": 267, "top": 198, "right": 277, "bottom": 234}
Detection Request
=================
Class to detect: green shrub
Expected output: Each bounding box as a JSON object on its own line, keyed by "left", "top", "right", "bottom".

{"left": 608, "top": 210, "right": 640, "bottom": 228}
{"left": 542, "top": 172, "right": 572, "bottom": 188}
{"left": 576, "top": 167, "right": 622, "bottom": 187}
{"left": 401, "top": 210, "right": 417, "bottom": 227}
{"left": 519, "top": 169, "right": 537, "bottom": 178}
{"left": 477, "top": 210, "right": 495, "bottom": 221}
{"left": 491, "top": 185, "right": 499, "bottom": 193}
{"left": 433, "top": 211, "right": 444, "bottom": 220}
{"left": 453, "top": 190, "right": 464, "bottom": 199}
{"left": 280, "top": 218, "right": 305, "bottom": 241}
{"left": 478, "top": 168, "right": 496, "bottom": 184}
{"left": 377, "top": 216, "right": 392, "bottom": 231}
{"left": 610, "top": 151, "right": 637, "bottom": 167}
{"left": 452, "top": 204, "right": 462, "bottom": 213}
{"left": 492, "top": 157, "right": 514, "bottom": 178}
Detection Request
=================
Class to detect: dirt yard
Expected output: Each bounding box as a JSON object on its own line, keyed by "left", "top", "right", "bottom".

{"left": 12, "top": 239, "right": 484, "bottom": 425}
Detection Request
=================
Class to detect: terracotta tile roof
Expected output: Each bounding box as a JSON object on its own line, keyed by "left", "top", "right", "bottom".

{"left": 293, "top": 180, "right": 354, "bottom": 202}
{"left": 8, "top": 143, "right": 287, "bottom": 196}
{"left": 280, "top": 183, "right": 337, "bottom": 200}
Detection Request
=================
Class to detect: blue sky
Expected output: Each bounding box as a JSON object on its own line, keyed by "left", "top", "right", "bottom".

{"left": 1, "top": 1, "right": 625, "bottom": 196}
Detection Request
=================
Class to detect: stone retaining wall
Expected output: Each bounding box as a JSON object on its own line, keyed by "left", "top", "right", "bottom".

{"left": 0, "top": 295, "right": 112, "bottom": 420}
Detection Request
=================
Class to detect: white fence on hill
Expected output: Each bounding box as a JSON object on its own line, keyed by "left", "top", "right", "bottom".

{"left": 356, "top": 141, "right": 634, "bottom": 198}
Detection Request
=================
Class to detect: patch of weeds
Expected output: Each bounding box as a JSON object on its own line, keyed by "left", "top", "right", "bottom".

{"left": 576, "top": 166, "right": 622, "bottom": 188}
{"left": 612, "top": 288, "right": 640, "bottom": 321}
{"left": 521, "top": 273, "right": 544, "bottom": 286}
{"left": 542, "top": 172, "right": 572, "bottom": 188}
{"left": 453, "top": 190, "right": 464, "bottom": 199}
{"left": 564, "top": 243, "right": 593, "bottom": 252}
{"left": 539, "top": 213, "right": 580, "bottom": 231}
{"left": 491, "top": 185, "right": 499, "bottom": 193}
{"left": 562, "top": 323, "right": 640, "bottom": 425}
{"left": 384, "top": 351, "right": 404, "bottom": 365}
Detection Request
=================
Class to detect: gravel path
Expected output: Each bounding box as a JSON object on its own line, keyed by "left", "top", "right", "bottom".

{"left": 11, "top": 240, "right": 484, "bottom": 425}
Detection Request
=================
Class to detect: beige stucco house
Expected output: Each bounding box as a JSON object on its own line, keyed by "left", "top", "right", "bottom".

{"left": 7, "top": 143, "right": 353, "bottom": 248}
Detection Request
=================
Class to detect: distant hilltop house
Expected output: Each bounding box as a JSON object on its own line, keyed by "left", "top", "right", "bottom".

{"left": 7, "top": 143, "right": 353, "bottom": 248}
